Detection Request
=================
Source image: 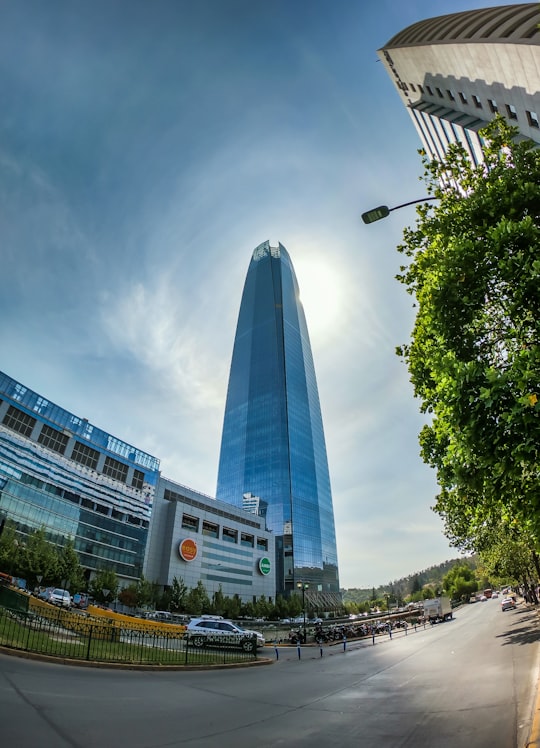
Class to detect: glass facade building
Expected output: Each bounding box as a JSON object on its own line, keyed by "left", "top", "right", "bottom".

{"left": 216, "top": 241, "right": 340, "bottom": 607}
{"left": 0, "top": 371, "right": 160, "bottom": 583}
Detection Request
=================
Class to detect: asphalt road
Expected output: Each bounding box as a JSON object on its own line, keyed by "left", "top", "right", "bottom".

{"left": 0, "top": 599, "right": 538, "bottom": 748}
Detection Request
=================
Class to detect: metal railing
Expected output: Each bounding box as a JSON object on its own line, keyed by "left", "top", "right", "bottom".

{"left": 0, "top": 605, "right": 258, "bottom": 666}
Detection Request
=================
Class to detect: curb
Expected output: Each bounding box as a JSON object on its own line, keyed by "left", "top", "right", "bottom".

{"left": 524, "top": 609, "right": 540, "bottom": 748}
{"left": 0, "top": 645, "right": 274, "bottom": 671}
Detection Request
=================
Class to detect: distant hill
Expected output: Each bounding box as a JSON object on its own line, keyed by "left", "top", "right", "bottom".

{"left": 342, "top": 556, "right": 477, "bottom": 604}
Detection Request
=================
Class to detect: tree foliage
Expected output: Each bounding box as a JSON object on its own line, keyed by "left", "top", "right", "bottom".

{"left": 442, "top": 563, "right": 478, "bottom": 601}
{"left": 89, "top": 568, "right": 119, "bottom": 604}
{"left": 396, "top": 117, "right": 540, "bottom": 551}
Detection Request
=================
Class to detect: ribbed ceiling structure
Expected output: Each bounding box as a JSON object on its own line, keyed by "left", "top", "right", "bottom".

{"left": 385, "top": 3, "right": 540, "bottom": 47}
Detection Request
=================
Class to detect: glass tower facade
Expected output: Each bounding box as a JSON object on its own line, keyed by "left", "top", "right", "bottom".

{"left": 0, "top": 371, "right": 160, "bottom": 583}
{"left": 216, "top": 241, "right": 340, "bottom": 605}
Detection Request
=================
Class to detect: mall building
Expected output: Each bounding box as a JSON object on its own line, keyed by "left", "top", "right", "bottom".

{"left": 144, "top": 477, "right": 274, "bottom": 602}
{"left": 0, "top": 370, "right": 274, "bottom": 601}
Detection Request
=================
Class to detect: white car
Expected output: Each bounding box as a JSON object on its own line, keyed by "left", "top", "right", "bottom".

{"left": 47, "top": 588, "right": 71, "bottom": 608}
{"left": 186, "top": 617, "right": 265, "bottom": 652}
{"left": 501, "top": 597, "right": 516, "bottom": 611}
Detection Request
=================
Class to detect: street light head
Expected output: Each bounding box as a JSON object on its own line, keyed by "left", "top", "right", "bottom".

{"left": 361, "top": 205, "right": 390, "bottom": 224}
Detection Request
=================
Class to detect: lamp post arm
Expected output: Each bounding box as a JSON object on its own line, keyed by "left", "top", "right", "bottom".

{"left": 387, "top": 196, "right": 437, "bottom": 213}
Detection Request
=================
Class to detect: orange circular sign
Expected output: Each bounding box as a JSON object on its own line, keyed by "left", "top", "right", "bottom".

{"left": 178, "top": 538, "right": 198, "bottom": 562}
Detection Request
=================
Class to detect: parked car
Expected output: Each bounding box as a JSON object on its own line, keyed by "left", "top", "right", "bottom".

{"left": 186, "top": 617, "right": 265, "bottom": 652}
{"left": 37, "top": 587, "right": 54, "bottom": 601}
{"left": 501, "top": 597, "right": 516, "bottom": 611}
{"left": 72, "top": 592, "right": 89, "bottom": 609}
{"left": 47, "top": 588, "right": 72, "bottom": 608}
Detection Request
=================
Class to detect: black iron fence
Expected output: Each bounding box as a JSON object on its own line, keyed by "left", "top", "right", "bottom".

{"left": 0, "top": 605, "right": 259, "bottom": 666}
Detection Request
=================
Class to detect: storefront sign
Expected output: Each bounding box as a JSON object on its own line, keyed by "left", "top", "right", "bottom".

{"left": 178, "top": 538, "right": 198, "bottom": 562}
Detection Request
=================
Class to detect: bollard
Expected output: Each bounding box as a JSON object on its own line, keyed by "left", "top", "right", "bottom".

{"left": 343, "top": 635, "right": 346, "bottom": 652}
{"left": 274, "top": 645, "right": 279, "bottom": 661}
{"left": 388, "top": 626, "right": 392, "bottom": 640}
{"left": 320, "top": 644, "right": 323, "bottom": 657}
{"left": 372, "top": 630, "right": 376, "bottom": 645}
{"left": 297, "top": 644, "right": 301, "bottom": 660}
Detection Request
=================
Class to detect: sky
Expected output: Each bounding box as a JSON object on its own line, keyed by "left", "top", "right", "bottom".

{"left": 0, "top": 0, "right": 515, "bottom": 589}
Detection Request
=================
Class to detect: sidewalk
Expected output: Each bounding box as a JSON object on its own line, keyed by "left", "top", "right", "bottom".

{"left": 524, "top": 606, "right": 540, "bottom": 748}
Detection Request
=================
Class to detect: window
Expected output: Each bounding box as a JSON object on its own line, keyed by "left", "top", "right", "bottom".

{"left": 409, "top": 83, "right": 416, "bottom": 92}
{"left": 447, "top": 89, "right": 456, "bottom": 101}
{"left": 218, "top": 622, "right": 235, "bottom": 632}
{"left": 241, "top": 533, "right": 254, "bottom": 548}
{"left": 458, "top": 91, "right": 468, "bottom": 104}
{"left": 182, "top": 514, "right": 199, "bottom": 532}
{"left": 11, "top": 383, "right": 26, "bottom": 402}
{"left": 71, "top": 440, "right": 100, "bottom": 470}
{"left": 436, "top": 87, "right": 443, "bottom": 98}
{"left": 256, "top": 537, "right": 268, "bottom": 551}
{"left": 488, "top": 99, "right": 498, "bottom": 113}
{"left": 222, "top": 527, "right": 238, "bottom": 544}
{"left": 426, "top": 85, "right": 434, "bottom": 96}
{"left": 472, "top": 94, "right": 482, "bottom": 109}
{"left": 102, "top": 456, "right": 128, "bottom": 483}
{"left": 527, "top": 110, "right": 539, "bottom": 128}
{"left": 202, "top": 521, "right": 219, "bottom": 538}
{"left": 506, "top": 103, "right": 518, "bottom": 120}
{"left": 3, "top": 405, "right": 36, "bottom": 438}
{"left": 418, "top": 84, "right": 424, "bottom": 94}
{"left": 132, "top": 469, "right": 145, "bottom": 489}
{"left": 33, "top": 397, "right": 49, "bottom": 414}
{"left": 38, "top": 424, "right": 69, "bottom": 455}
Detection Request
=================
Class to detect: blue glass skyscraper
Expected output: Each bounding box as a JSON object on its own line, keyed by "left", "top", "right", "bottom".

{"left": 216, "top": 241, "right": 340, "bottom": 606}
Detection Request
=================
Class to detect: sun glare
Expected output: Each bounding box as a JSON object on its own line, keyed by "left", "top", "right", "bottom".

{"left": 295, "top": 256, "right": 343, "bottom": 342}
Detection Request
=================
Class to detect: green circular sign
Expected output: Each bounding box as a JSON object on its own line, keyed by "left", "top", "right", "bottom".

{"left": 259, "top": 556, "right": 271, "bottom": 575}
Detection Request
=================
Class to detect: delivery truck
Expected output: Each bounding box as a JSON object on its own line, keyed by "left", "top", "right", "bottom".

{"left": 423, "top": 596, "right": 453, "bottom": 623}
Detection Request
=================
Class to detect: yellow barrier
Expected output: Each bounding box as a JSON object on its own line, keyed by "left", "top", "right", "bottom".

{"left": 28, "top": 597, "right": 186, "bottom": 639}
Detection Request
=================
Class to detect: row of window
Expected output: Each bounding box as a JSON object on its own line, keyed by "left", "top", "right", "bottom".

{"left": 2, "top": 403, "right": 145, "bottom": 488}
{"left": 17, "top": 469, "right": 149, "bottom": 530}
{"left": 181, "top": 513, "right": 268, "bottom": 550}
{"left": 404, "top": 82, "right": 539, "bottom": 128}
{"left": 164, "top": 487, "right": 262, "bottom": 530}
{"left": 1, "top": 373, "right": 160, "bottom": 473}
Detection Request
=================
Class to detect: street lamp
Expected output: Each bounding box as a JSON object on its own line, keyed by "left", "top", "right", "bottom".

{"left": 296, "top": 581, "right": 309, "bottom": 643}
{"left": 361, "top": 196, "right": 437, "bottom": 224}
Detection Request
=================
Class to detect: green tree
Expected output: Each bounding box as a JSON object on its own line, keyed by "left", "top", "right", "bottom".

{"left": 222, "top": 593, "right": 241, "bottom": 620}
{"left": 211, "top": 585, "right": 225, "bottom": 616}
{"left": 118, "top": 583, "right": 138, "bottom": 608}
{"left": 57, "top": 538, "right": 85, "bottom": 592}
{"left": 442, "top": 563, "right": 478, "bottom": 600}
{"left": 185, "top": 580, "right": 211, "bottom": 615}
{"left": 135, "top": 574, "right": 159, "bottom": 609}
{"left": 89, "top": 569, "right": 119, "bottom": 605}
{"left": 396, "top": 117, "right": 540, "bottom": 550}
{"left": 0, "top": 522, "right": 25, "bottom": 576}
{"left": 169, "top": 576, "right": 188, "bottom": 612}
{"left": 23, "top": 528, "right": 59, "bottom": 586}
